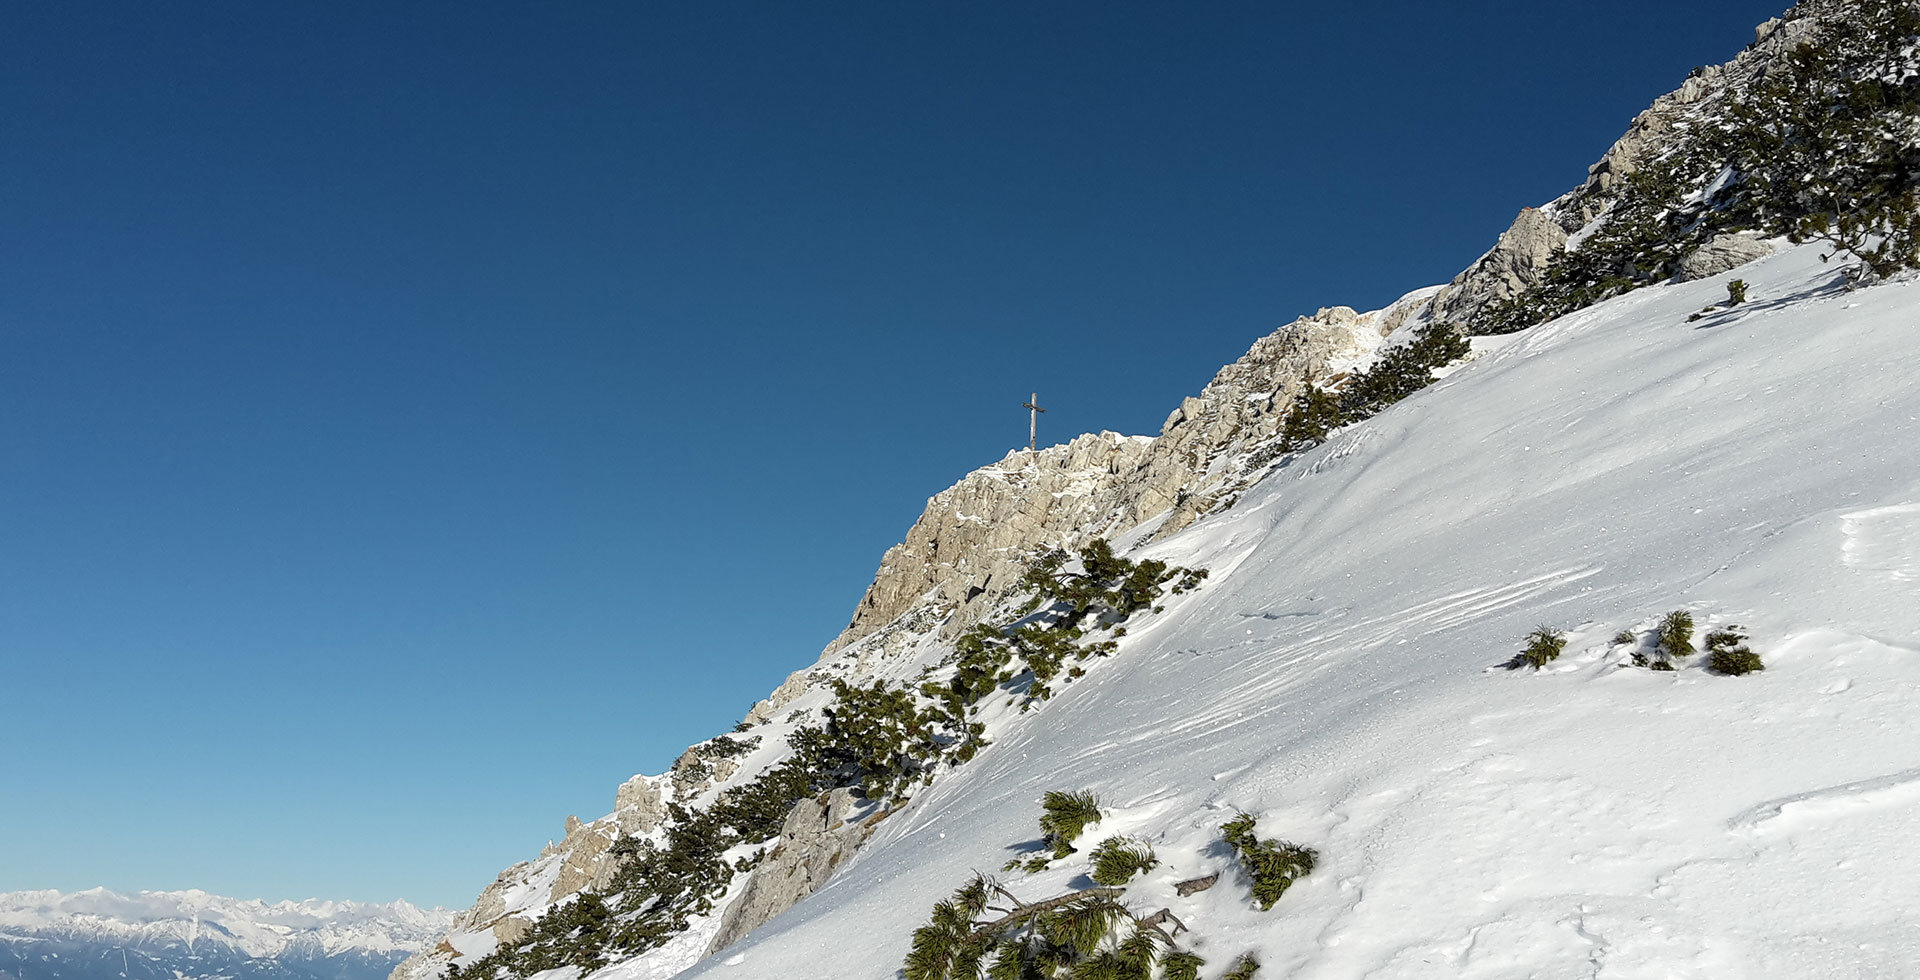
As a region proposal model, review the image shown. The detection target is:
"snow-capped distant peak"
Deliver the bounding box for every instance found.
[0,887,454,958]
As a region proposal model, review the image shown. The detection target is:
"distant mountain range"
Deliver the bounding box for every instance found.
[0,888,453,980]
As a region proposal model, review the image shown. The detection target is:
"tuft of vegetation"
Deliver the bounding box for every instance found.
[1041,791,1104,859]
[1726,278,1749,305]
[1088,836,1159,887]
[1277,325,1473,454]
[1219,813,1317,911]
[1221,953,1262,980]
[1160,951,1205,980]
[1658,610,1696,662]
[1512,626,1569,670]
[1612,628,1638,647]
[1706,625,1765,675]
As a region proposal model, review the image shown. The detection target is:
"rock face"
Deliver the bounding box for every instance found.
[1678,233,1777,281]
[1426,208,1570,326]
[704,789,878,955]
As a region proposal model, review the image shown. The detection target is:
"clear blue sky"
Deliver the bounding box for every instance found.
[2,1,1787,908]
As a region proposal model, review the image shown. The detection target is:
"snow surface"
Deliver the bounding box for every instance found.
[644,245,1918,979]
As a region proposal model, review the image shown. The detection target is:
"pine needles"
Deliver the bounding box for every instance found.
[1087,836,1158,886]
[1511,626,1568,670]
[1220,813,1317,911]
[1041,791,1103,858]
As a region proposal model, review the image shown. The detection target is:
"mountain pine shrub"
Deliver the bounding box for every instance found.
[1220,813,1317,911]
[1041,791,1103,858]
[1706,625,1765,675]
[902,876,1155,980]
[1088,836,1159,886]
[1658,610,1696,662]
[1513,626,1568,669]
[1279,325,1472,453]
[1726,278,1749,304]
[1160,951,1205,980]
[1222,953,1262,980]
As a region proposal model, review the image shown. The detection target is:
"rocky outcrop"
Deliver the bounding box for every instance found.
[704,789,879,955]
[1678,233,1777,281]
[1426,208,1570,327]
[827,300,1408,653]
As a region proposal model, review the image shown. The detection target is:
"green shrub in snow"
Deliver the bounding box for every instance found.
[1088,836,1159,886]
[1513,626,1568,670]
[1041,790,1103,858]
[1658,610,1696,662]
[1220,813,1317,911]
[1706,625,1765,675]
[1221,953,1262,980]
[1160,950,1206,980]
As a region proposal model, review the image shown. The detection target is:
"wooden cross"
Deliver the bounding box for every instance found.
[1021,393,1046,456]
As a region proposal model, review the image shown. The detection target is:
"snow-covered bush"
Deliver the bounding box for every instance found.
[1512,626,1568,670]
[1219,813,1317,911]
[1221,953,1262,980]
[1040,790,1103,859]
[1706,625,1765,675]
[1088,836,1159,886]
[1160,951,1205,980]
[1658,610,1696,663]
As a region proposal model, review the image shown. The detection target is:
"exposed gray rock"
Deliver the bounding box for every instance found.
[743,671,809,726]
[1678,233,1776,281]
[614,774,666,837]
[491,917,532,947]
[1426,209,1569,326]
[705,789,875,955]
[549,823,616,903]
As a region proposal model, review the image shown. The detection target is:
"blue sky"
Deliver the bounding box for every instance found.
[2,1,1788,908]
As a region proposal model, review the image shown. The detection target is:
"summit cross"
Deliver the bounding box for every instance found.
[1021,393,1046,457]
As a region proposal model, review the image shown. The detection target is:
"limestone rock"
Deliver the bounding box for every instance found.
[549,823,616,903]
[1678,233,1776,281]
[491,917,532,947]
[613,774,666,837]
[1426,208,1569,326]
[705,789,873,955]
[743,671,809,726]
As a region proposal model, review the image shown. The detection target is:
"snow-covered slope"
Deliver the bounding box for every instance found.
[0,888,452,980]
[664,246,1920,977]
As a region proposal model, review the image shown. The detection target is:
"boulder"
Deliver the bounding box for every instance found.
[1678,233,1776,281]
